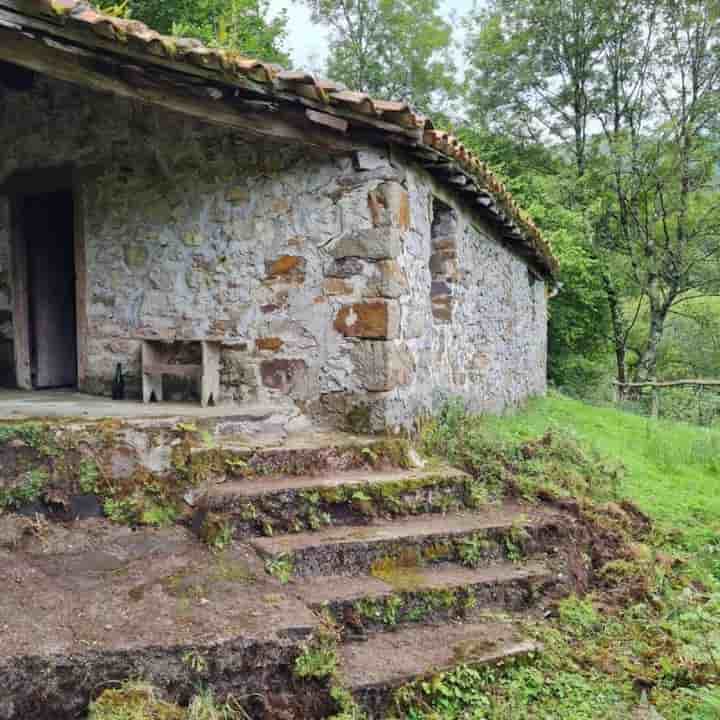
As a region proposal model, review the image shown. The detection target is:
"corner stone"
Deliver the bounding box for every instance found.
[330,227,401,260]
[351,341,414,391]
[334,300,400,339]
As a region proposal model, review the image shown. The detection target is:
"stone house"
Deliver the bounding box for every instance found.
[0,0,557,431]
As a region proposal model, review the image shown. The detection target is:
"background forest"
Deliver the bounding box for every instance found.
[103,0,720,424]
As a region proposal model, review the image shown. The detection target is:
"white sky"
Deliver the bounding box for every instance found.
[267,0,479,72]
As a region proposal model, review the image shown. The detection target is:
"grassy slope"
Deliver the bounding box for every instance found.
[484,392,720,550]
[401,392,720,720]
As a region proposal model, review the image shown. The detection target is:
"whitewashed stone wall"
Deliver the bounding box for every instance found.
[0,75,547,429]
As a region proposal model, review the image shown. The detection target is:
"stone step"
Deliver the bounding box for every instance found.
[184,435,416,484]
[204,466,476,537]
[251,505,569,577]
[297,560,561,633]
[0,520,321,720]
[341,620,541,718]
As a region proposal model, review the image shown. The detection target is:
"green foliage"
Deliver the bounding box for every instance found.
[293,633,338,680]
[186,688,246,719]
[354,594,403,626]
[0,468,48,510]
[79,459,100,494]
[306,0,456,114]
[0,422,55,451]
[422,397,623,505]
[457,533,492,568]
[103,486,179,527]
[200,513,234,552]
[402,393,720,719]
[463,0,720,390]
[121,0,289,64]
[265,554,293,584]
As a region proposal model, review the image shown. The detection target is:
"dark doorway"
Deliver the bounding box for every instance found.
[22,190,77,388]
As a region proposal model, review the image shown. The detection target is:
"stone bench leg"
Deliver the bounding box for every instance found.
[201,341,221,407]
[141,341,166,403]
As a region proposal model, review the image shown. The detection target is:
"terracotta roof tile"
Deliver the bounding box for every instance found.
[4,0,558,275]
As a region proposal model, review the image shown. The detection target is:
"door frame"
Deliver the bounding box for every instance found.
[1,166,88,390]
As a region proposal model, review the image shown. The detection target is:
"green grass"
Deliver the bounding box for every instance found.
[483,392,720,551]
[400,392,720,719]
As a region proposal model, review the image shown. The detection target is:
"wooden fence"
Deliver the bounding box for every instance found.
[614,379,720,419]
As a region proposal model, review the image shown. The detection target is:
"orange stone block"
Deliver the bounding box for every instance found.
[334,300,400,339]
[323,278,354,296]
[255,337,284,352]
[265,255,305,283]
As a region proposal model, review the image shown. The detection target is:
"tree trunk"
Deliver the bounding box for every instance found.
[634,297,669,383]
[602,272,627,399]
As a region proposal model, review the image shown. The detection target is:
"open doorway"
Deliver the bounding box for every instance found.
[20,190,78,388]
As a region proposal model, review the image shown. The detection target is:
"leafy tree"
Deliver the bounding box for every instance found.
[457,128,611,390]
[123,0,289,64]
[305,0,457,113]
[465,0,720,388]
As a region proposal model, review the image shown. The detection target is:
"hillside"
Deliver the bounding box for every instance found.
[400,393,720,719]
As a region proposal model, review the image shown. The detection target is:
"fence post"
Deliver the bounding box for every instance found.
[651,386,660,419]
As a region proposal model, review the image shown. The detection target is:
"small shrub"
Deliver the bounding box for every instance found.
[265,554,293,584]
[294,634,338,680]
[0,468,48,509]
[79,459,101,494]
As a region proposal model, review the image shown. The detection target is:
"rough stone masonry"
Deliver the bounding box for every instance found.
[0,76,547,431]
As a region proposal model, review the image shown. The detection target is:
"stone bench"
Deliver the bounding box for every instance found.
[140,338,221,407]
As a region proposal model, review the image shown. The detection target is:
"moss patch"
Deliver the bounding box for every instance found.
[88,682,184,720]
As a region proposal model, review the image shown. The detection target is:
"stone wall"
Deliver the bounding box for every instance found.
[388,169,548,426]
[0,74,547,429]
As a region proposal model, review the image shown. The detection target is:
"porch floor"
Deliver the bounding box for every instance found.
[0,388,290,421]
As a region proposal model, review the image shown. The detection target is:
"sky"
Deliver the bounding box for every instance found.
[267,0,479,72]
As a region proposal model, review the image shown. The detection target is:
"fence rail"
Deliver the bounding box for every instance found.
[613,379,720,419]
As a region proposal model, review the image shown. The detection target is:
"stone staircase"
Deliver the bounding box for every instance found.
[192,444,580,718]
[0,429,586,720]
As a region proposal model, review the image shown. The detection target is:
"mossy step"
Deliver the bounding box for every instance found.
[298,560,561,632]
[341,620,541,719]
[205,466,480,537]
[185,436,415,484]
[210,466,470,502]
[252,505,570,577]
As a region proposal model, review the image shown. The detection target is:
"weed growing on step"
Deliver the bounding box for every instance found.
[78,458,100,494]
[200,513,234,552]
[182,649,208,675]
[457,532,494,568]
[293,621,367,720]
[504,524,530,563]
[103,489,179,527]
[265,554,293,584]
[88,681,250,720]
[349,588,463,629]
[0,422,56,452]
[0,468,48,509]
[187,688,249,719]
[294,637,338,680]
[354,595,403,626]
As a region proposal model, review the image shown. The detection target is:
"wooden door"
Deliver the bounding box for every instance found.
[23,191,77,388]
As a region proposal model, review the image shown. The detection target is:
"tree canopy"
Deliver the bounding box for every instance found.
[304,0,457,113]
[119,0,290,64]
